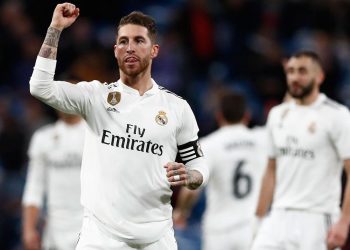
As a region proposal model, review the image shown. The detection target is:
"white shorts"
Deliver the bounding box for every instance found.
[251,209,339,250]
[76,214,177,250]
[203,221,253,250]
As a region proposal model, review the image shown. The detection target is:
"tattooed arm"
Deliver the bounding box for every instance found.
[39,3,79,59]
[165,162,204,190]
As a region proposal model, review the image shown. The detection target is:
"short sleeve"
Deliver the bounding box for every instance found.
[330,107,350,160]
[176,101,199,145]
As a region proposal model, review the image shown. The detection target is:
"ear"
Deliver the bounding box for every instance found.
[215,111,225,126]
[316,69,326,86]
[151,44,159,59]
[317,70,325,85]
[113,44,118,58]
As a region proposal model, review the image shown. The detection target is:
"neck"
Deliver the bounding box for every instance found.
[120,70,153,96]
[220,120,244,127]
[61,116,82,125]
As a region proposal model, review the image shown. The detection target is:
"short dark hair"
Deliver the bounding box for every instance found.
[117,11,157,43]
[219,92,246,123]
[290,50,323,69]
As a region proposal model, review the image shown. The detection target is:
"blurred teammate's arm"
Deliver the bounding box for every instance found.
[22,132,46,250]
[255,158,276,218]
[327,159,350,249]
[173,187,201,229]
[22,206,41,250]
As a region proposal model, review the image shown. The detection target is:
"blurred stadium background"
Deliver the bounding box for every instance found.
[1,0,350,249]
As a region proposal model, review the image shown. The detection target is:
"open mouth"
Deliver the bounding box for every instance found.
[125,56,138,63]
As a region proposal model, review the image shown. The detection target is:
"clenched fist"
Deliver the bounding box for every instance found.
[50,3,80,31]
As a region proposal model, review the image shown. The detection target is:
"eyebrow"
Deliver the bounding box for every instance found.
[117,35,146,40]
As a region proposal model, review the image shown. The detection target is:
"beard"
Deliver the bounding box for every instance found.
[118,55,151,77]
[287,79,315,99]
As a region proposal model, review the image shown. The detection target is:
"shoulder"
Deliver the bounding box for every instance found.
[32,123,56,137]
[321,97,349,112]
[200,127,228,148]
[158,85,184,102]
[29,122,58,146]
[318,97,350,122]
[316,98,350,135]
[267,102,290,120]
[76,80,108,91]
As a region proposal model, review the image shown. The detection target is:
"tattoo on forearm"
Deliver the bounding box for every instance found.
[186,170,203,190]
[43,27,61,47]
[40,47,57,58]
[38,27,61,59]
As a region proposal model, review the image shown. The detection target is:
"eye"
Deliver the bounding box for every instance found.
[136,38,144,44]
[118,39,127,45]
[286,68,294,74]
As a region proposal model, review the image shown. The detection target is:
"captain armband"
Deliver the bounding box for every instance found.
[177,139,204,164]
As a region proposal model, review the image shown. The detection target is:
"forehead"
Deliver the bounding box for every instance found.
[117,24,149,39]
[286,56,314,69]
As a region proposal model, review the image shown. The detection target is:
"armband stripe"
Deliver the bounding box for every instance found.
[177,139,204,164]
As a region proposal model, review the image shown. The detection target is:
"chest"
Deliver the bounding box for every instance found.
[97,94,179,143]
[271,108,331,149]
[43,130,84,168]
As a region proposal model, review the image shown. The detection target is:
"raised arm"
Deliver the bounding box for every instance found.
[39,3,79,59]
[29,3,92,115]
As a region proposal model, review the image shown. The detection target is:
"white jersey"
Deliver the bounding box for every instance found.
[29,57,208,244]
[22,119,85,248]
[200,124,267,232]
[267,93,350,214]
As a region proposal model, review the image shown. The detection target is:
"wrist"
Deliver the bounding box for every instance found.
[49,23,64,32]
[186,170,203,190]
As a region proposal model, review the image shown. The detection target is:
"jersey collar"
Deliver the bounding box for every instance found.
[290,93,326,109]
[117,79,160,96]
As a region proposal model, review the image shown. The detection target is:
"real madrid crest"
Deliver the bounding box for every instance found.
[107,91,121,106]
[155,111,168,126]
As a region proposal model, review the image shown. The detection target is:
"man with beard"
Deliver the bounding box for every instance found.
[251,51,350,250]
[29,3,208,250]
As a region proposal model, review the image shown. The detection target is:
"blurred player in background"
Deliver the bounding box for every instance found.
[174,91,267,250]
[252,51,350,250]
[22,109,85,250]
[29,3,208,249]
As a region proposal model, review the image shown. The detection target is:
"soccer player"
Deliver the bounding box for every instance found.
[22,111,85,250]
[173,92,267,250]
[252,51,350,250]
[29,3,208,249]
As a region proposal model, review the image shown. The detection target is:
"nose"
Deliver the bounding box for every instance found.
[127,42,135,53]
[287,71,298,82]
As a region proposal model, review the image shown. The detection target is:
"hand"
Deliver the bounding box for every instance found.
[23,229,41,250]
[50,3,80,31]
[164,162,203,189]
[327,219,349,250]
